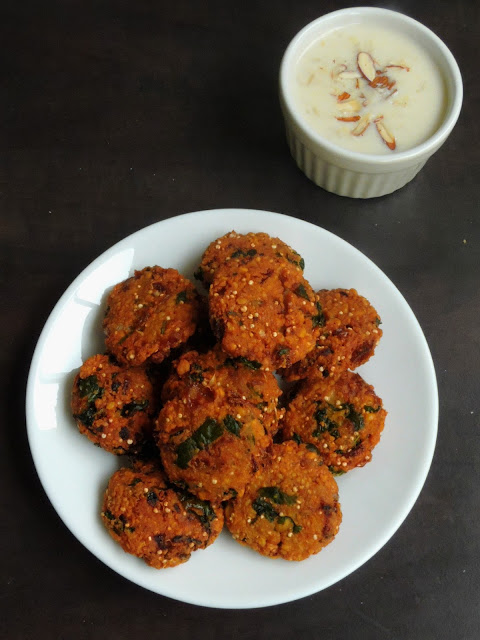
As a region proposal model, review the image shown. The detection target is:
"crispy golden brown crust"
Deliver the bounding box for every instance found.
[196,231,304,287]
[74,234,388,568]
[103,266,200,367]
[71,354,155,455]
[161,347,283,435]
[224,441,342,561]
[208,256,320,370]
[101,462,224,568]
[281,370,387,473]
[155,347,283,502]
[281,288,382,381]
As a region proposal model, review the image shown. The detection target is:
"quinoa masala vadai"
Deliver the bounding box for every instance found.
[282,288,382,381]
[103,266,200,367]
[155,347,283,502]
[71,354,156,455]
[101,461,224,569]
[195,231,305,287]
[209,255,322,370]
[281,370,387,473]
[225,441,342,561]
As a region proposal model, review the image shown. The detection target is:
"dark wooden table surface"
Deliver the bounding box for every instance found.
[1,1,478,638]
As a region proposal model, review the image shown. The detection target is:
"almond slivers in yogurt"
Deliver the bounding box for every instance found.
[293,25,446,154]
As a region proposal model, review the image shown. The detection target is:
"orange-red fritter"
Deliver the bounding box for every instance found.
[103,266,200,367]
[281,288,382,381]
[71,354,155,455]
[73,231,390,569]
[101,461,224,568]
[209,255,321,370]
[155,347,283,502]
[196,231,305,287]
[225,441,342,561]
[281,370,387,473]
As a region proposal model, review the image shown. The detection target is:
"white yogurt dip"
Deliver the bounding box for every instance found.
[292,24,447,154]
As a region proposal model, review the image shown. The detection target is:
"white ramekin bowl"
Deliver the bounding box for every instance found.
[279,7,463,198]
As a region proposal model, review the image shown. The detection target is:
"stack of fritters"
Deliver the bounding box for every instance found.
[71,231,386,567]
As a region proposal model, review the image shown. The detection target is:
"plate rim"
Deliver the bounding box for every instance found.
[25,208,439,608]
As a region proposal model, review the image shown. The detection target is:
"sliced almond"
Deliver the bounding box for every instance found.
[357,52,376,82]
[385,88,398,100]
[335,99,361,112]
[352,114,371,136]
[370,75,395,90]
[338,70,362,79]
[336,116,361,122]
[376,121,396,150]
[337,91,351,102]
[385,64,410,72]
[331,63,347,79]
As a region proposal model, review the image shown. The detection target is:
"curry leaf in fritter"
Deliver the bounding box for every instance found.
[230,248,257,259]
[277,515,302,534]
[74,405,97,428]
[175,290,188,304]
[252,492,302,534]
[120,399,149,418]
[312,301,326,328]
[224,356,262,370]
[174,487,217,532]
[188,363,204,384]
[223,414,241,437]
[78,375,103,403]
[175,417,224,469]
[364,405,381,413]
[312,406,340,439]
[328,466,346,476]
[344,403,365,431]
[251,497,279,523]
[295,283,310,300]
[258,486,297,506]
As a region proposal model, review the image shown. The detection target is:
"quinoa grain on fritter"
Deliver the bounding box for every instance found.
[196,231,305,287]
[225,441,342,561]
[281,288,382,381]
[281,370,387,473]
[103,266,200,367]
[155,347,283,502]
[71,354,155,455]
[101,461,223,569]
[209,255,321,370]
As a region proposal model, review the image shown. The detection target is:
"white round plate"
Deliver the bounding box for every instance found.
[26,209,438,609]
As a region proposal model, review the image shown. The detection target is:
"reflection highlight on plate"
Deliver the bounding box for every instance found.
[76,248,134,305]
[34,248,135,431]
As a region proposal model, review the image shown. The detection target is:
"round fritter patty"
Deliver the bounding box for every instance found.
[224,441,342,561]
[161,347,283,435]
[281,288,382,381]
[195,231,305,287]
[71,354,155,455]
[155,347,283,502]
[281,370,387,473]
[101,461,224,569]
[208,255,321,370]
[103,266,200,367]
